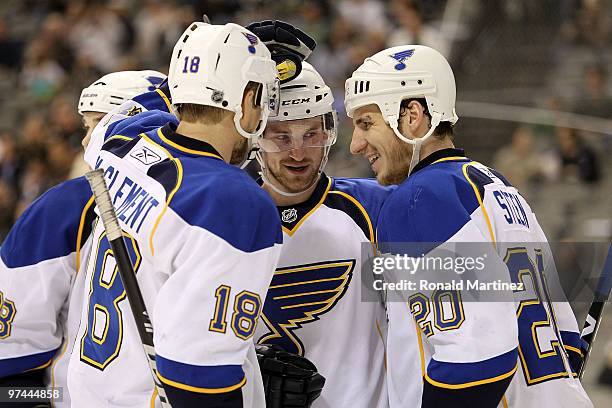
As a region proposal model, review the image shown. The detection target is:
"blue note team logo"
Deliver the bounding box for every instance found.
[258,259,355,355]
[243,32,259,54]
[145,75,165,91]
[390,48,415,70]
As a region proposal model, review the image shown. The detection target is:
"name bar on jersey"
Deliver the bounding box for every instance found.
[95,157,160,233]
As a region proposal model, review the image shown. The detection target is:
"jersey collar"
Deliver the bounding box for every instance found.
[411,148,467,175]
[275,174,332,235]
[157,123,224,160]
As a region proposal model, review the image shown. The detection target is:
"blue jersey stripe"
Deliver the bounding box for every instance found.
[0,349,58,377]
[156,355,245,391]
[427,347,518,387]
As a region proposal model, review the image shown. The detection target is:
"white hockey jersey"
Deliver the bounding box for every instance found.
[254,175,392,408]
[377,148,592,408]
[68,122,282,407]
[0,177,96,408]
[0,85,173,407]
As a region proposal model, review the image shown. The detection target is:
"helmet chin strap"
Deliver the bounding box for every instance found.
[388,112,441,177]
[255,147,330,197]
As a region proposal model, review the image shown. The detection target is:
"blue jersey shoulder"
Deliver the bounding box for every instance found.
[170,158,282,253]
[377,161,480,247]
[331,177,395,227]
[105,110,178,141]
[1,177,93,268]
[132,85,172,113]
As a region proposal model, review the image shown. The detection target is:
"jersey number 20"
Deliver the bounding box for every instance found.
[80,231,141,370]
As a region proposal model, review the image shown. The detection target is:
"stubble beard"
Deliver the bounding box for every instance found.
[229,137,249,165]
[267,160,320,193]
[378,137,413,186]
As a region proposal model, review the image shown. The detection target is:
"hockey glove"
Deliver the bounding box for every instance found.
[256,344,325,408]
[246,20,316,83]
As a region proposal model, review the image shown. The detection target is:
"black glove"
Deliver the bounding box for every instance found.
[246,20,316,83]
[256,344,325,408]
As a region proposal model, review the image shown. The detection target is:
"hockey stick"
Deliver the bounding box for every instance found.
[578,243,612,379]
[85,169,172,407]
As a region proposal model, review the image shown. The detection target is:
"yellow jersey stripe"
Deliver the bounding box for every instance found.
[157,372,246,394]
[156,88,172,111]
[75,195,95,272]
[462,162,497,246]
[149,158,183,256]
[424,362,518,389]
[564,345,583,356]
[106,134,134,143]
[327,190,375,243]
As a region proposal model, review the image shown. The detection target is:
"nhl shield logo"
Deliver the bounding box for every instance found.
[281,208,298,223]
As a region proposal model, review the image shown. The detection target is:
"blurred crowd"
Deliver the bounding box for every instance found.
[0,0,610,241]
[0,0,453,239]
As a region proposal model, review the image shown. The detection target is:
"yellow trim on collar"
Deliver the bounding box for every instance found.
[157,128,223,159]
[432,156,468,164]
[282,177,332,236]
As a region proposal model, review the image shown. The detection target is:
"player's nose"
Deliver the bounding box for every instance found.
[350,129,367,155]
[289,147,305,161]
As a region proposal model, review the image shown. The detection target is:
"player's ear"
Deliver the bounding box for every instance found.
[240,83,263,133]
[406,100,423,125]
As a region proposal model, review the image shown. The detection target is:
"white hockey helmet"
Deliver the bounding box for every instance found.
[78,70,166,114]
[345,45,458,173]
[168,22,280,139]
[256,62,337,196]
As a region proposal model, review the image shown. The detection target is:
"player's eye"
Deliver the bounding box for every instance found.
[275,134,290,142]
[361,121,372,130]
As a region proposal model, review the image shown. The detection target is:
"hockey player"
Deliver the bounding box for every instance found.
[66,22,283,407]
[252,59,390,407]
[0,70,168,407]
[345,45,593,407]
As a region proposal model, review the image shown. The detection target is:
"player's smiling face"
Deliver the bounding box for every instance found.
[350,104,411,185]
[81,111,106,149]
[262,118,325,193]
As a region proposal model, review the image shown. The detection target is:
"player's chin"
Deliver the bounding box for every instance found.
[280,171,318,192]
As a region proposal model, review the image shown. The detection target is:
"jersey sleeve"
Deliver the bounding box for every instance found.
[84,84,175,169]
[533,223,584,374]
[0,177,95,378]
[153,179,282,407]
[378,175,518,406]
